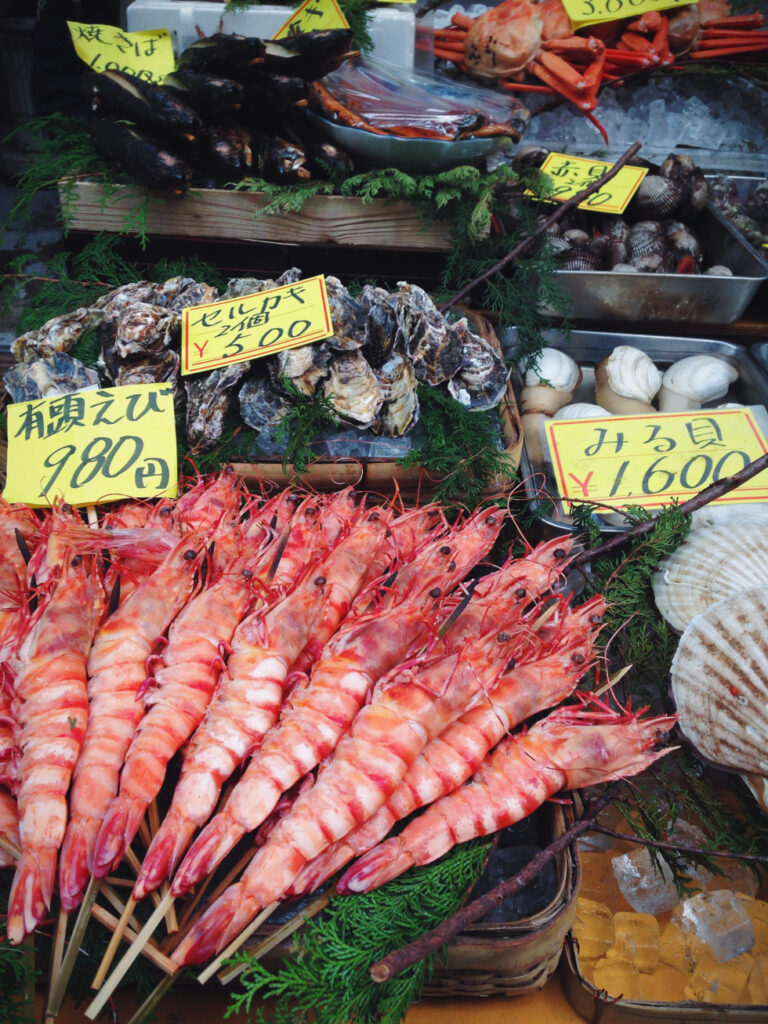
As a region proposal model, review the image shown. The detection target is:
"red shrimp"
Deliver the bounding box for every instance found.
[0,499,39,657]
[0,678,20,796]
[57,528,209,912]
[0,787,19,869]
[133,500,384,901]
[168,506,503,900]
[291,596,604,895]
[6,544,104,943]
[174,467,246,535]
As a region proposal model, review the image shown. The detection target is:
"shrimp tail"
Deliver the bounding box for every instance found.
[133,815,196,901]
[171,882,258,966]
[58,821,92,912]
[337,836,412,895]
[171,815,241,898]
[92,794,147,878]
[7,847,57,943]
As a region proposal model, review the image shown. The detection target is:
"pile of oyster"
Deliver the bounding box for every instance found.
[5,272,509,454]
[708,175,768,249]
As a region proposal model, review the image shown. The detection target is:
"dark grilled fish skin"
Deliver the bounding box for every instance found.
[89,115,193,195]
[88,70,202,140]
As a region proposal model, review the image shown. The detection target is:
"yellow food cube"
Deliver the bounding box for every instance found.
[574,898,614,961]
[684,950,754,1004]
[748,955,768,1004]
[639,964,689,1002]
[737,895,768,955]
[579,851,630,912]
[592,956,641,1000]
[606,912,660,973]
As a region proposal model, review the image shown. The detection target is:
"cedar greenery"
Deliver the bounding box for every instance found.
[225,839,490,1024]
[274,381,340,476]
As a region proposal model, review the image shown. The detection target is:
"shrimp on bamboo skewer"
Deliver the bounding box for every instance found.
[0,787,19,867]
[0,498,40,658]
[133,502,389,901]
[6,514,104,942]
[57,527,211,913]
[0,677,20,797]
[335,702,676,896]
[290,595,605,895]
[169,507,504,900]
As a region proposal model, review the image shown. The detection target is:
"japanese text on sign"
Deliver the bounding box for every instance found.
[182,275,333,375]
[3,383,178,508]
[67,22,175,83]
[563,0,694,30]
[536,152,648,215]
[273,0,350,39]
[544,408,768,513]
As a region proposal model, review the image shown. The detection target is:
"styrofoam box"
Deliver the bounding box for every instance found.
[126,0,416,69]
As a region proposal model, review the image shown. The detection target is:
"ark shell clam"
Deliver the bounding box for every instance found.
[670,585,768,783]
[629,175,686,219]
[653,524,768,633]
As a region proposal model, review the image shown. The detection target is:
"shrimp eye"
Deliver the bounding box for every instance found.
[242,568,253,579]
[370,512,380,522]
[315,576,326,586]
[429,587,441,598]
[571,653,585,665]
[71,554,83,567]
[487,515,497,525]
[160,505,172,517]
[440,546,451,555]
[497,632,510,643]
[385,529,392,538]
[506,656,516,671]
[515,587,526,598]
[448,561,456,571]
[590,614,603,624]
[184,549,197,560]
[62,503,72,513]
[554,548,567,558]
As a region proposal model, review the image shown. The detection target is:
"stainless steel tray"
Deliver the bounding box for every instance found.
[707,173,768,251]
[547,203,768,324]
[502,328,768,536]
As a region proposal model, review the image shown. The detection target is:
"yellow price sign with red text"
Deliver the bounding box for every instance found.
[544,408,768,513]
[3,383,178,508]
[563,0,696,30]
[537,152,648,215]
[273,0,350,39]
[182,275,333,375]
[67,22,175,83]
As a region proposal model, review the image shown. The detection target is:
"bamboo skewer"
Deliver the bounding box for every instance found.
[0,834,20,860]
[217,891,332,985]
[89,904,176,975]
[99,884,142,932]
[196,902,280,985]
[44,909,69,1024]
[45,874,99,1020]
[85,890,175,1020]
[91,896,138,989]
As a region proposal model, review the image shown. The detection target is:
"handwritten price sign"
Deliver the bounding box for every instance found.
[182,275,333,375]
[273,0,349,39]
[3,383,178,508]
[537,152,648,215]
[563,0,694,30]
[545,408,768,513]
[67,22,175,83]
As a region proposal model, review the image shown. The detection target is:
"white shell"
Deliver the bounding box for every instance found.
[523,347,581,391]
[653,523,768,632]
[659,356,738,409]
[690,505,768,531]
[670,586,768,779]
[598,346,663,403]
[553,402,611,420]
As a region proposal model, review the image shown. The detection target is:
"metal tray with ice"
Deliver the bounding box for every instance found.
[501,328,768,536]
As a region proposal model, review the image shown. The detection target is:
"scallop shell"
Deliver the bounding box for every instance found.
[670,585,768,779]
[524,347,580,391]
[653,524,768,632]
[553,402,611,419]
[705,265,733,277]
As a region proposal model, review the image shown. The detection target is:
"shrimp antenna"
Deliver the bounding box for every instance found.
[437,578,478,639]
[14,527,32,564]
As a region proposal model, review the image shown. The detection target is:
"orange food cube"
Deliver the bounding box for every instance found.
[592,956,641,1000]
[684,950,753,1004]
[606,912,659,972]
[639,963,689,1002]
[574,898,614,961]
[748,954,768,1004]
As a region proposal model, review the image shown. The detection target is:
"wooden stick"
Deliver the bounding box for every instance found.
[89,904,177,975]
[124,846,164,910]
[99,883,143,933]
[44,909,69,1022]
[45,874,99,1019]
[85,891,175,1020]
[440,141,643,312]
[593,663,632,699]
[167,844,256,951]
[0,834,20,859]
[91,896,138,990]
[217,891,331,985]
[196,902,280,986]
[125,972,178,1024]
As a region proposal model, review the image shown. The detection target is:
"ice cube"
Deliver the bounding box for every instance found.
[611,847,679,914]
[606,912,660,973]
[682,890,755,963]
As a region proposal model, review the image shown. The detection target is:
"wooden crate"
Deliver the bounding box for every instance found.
[58,179,452,251]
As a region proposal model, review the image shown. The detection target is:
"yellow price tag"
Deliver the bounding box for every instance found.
[536,152,648,215]
[544,408,768,514]
[182,275,333,376]
[4,383,178,508]
[273,0,350,39]
[67,21,175,84]
[563,0,696,30]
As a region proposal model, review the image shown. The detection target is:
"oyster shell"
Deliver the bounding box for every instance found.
[93,281,161,317]
[221,268,303,300]
[322,351,383,428]
[595,346,662,414]
[4,353,100,402]
[373,353,419,437]
[658,355,738,412]
[239,375,291,431]
[114,349,181,395]
[274,342,331,396]
[166,281,220,312]
[653,524,768,633]
[185,362,248,450]
[12,307,103,363]
[358,285,399,368]
[100,302,178,380]
[395,283,463,386]
[325,276,367,352]
[447,321,509,411]
[670,585,768,781]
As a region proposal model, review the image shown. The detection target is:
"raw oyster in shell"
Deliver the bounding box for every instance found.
[670,586,768,785]
[447,321,508,411]
[93,281,161,315]
[325,276,367,352]
[322,350,383,428]
[239,374,291,431]
[653,524,768,633]
[185,362,248,450]
[12,307,103,363]
[4,353,100,402]
[373,353,419,437]
[395,283,463,386]
[274,342,331,396]
[99,302,178,380]
[166,281,220,312]
[358,284,399,368]
[221,268,302,300]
